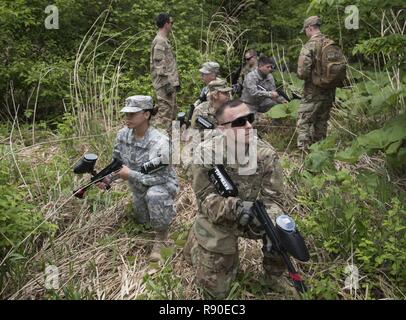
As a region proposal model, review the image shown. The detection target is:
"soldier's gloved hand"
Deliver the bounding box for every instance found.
[236,201,258,227]
[237,201,263,228]
[164,83,175,95]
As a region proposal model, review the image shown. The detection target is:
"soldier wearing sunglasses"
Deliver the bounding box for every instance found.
[184,99,293,299]
[233,49,258,96]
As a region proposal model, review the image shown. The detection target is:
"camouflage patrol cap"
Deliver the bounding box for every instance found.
[302,16,321,32]
[120,95,154,113]
[207,78,232,93]
[199,61,220,75]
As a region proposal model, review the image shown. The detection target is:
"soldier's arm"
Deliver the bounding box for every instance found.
[152,43,170,83]
[128,135,171,186]
[112,132,123,162]
[190,104,204,129]
[109,131,125,183]
[258,152,285,216]
[192,164,240,224]
[128,170,168,186]
[245,73,274,99]
[297,43,313,80]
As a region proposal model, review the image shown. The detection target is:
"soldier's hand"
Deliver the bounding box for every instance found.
[270,91,279,98]
[237,201,256,226]
[164,83,175,95]
[96,176,110,191]
[237,201,263,229]
[117,165,131,180]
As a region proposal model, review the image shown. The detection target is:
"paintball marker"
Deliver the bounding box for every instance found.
[195,115,214,130]
[177,104,195,129]
[73,154,168,198]
[208,164,310,293]
[73,154,122,199]
[257,84,302,102]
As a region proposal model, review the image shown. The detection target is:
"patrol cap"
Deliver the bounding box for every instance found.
[302,16,321,32]
[207,78,232,93]
[120,95,154,113]
[199,61,220,75]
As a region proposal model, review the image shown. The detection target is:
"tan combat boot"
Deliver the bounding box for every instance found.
[149,230,169,262]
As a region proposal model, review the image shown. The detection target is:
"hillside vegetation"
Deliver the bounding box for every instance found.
[0,0,405,299]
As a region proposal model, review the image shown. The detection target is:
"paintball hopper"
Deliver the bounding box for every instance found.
[275,215,310,262]
[177,111,186,127]
[140,157,168,174]
[73,153,98,175]
[208,165,238,198]
[196,116,214,130]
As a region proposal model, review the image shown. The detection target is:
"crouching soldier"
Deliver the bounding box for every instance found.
[183,99,293,299]
[99,95,179,262]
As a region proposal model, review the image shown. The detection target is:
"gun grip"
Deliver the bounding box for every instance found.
[73,188,86,199]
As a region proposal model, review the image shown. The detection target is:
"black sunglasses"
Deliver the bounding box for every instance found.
[245,56,255,61]
[221,113,255,127]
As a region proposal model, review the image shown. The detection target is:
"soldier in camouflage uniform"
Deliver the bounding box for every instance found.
[150,13,180,131]
[100,95,179,262]
[296,16,336,151]
[241,55,287,113]
[191,78,232,130]
[183,99,291,299]
[181,79,232,178]
[234,48,258,96]
[193,62,221,108]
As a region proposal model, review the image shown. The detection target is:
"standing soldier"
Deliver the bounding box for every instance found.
[150,13,180,131]
[296,16,345,151]
[183,99,293,299]
[99,95,179,262]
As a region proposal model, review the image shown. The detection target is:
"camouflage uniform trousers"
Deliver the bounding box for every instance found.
[154,87,177,131]
[183,222,286,299]
[296,91,335,150]
[257,97,278,113]
[131,182,178,232]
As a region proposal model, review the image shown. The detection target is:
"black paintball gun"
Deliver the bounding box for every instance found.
[73,154,168,199]
[257,84,301,102]
[73,154,122,199]
[177,104,195,129]
[208,164,310,293]
[195,115,214,130]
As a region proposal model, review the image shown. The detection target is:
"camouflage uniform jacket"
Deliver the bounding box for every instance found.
[112,126,178,191]
[150,33,180,90]
[191,134,284,254]
[190,101,218,130]
[237,64,256,92]
[241,69,285,106]
[297,33,335,99]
